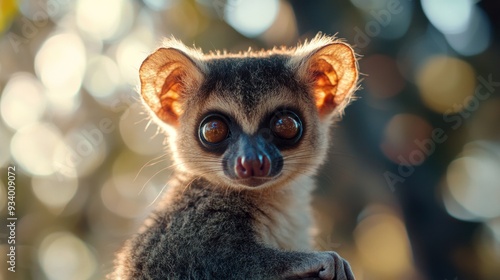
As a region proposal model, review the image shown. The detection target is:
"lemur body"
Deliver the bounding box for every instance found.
[111,34,359,280]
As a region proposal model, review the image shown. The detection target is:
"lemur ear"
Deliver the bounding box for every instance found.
[296,43,358,117]
[139,48,204,126]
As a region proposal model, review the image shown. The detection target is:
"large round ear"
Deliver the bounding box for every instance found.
[139,48,204,126]
[295,42,358,118]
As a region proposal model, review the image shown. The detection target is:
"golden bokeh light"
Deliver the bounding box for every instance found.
[52,123,110,178]
[76,0,133,41]
[100,176,154,219]
[10,122,63,176]
[445,141,500,220]
[224,0,279,38]
[31,174,78,213]
[416,55,476,114]
[0,72,46,130]
[35,33,86,101]
[116,33,154,86]
[355,205,415,279]
[0,0,17,33]
[38,232,97,280]
[119,104,165,155]
[84,55,121,99]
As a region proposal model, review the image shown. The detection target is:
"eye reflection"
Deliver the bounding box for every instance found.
[200,117,229,144]
[271,113,301,140]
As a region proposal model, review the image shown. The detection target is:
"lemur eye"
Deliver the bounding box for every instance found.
[271,111,302,140]
[200,115,229,144]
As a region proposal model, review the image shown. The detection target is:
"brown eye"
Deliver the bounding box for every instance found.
[200,116,229,144]
[271,112,302,140]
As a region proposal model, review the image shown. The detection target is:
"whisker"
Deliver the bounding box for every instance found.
[148,182,169,207]
[138,166,172,196]
[134,154,169,182]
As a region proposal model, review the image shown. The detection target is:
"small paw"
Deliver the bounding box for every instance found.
[318,252,354,280]
[283,251,355,280]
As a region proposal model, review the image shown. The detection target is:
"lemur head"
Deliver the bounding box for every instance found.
[140,34,358,190]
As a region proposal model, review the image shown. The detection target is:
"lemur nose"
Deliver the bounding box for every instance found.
[235,154,271,178]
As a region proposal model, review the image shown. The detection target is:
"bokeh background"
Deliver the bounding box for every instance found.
[0,0,499,279]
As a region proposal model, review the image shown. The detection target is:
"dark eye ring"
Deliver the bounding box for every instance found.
[270,111,303,141]
[199,114,230,145]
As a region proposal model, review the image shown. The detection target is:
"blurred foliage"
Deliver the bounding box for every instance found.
[0,0,499,279]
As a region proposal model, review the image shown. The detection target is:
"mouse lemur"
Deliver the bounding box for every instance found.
[111,33,359,280]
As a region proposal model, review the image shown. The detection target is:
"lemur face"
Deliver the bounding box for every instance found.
[176,55,327,189]
[139,36,358,189]
[179,56,321,188]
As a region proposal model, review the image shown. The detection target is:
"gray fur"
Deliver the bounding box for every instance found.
[111,177,354,280]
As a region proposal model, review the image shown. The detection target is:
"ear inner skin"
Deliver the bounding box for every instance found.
[311,58,338,115]
[158,66,184,123]
[300,43,358,117]
[139,48,204,126]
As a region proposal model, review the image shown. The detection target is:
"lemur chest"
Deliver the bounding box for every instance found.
[251,177,314,251]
